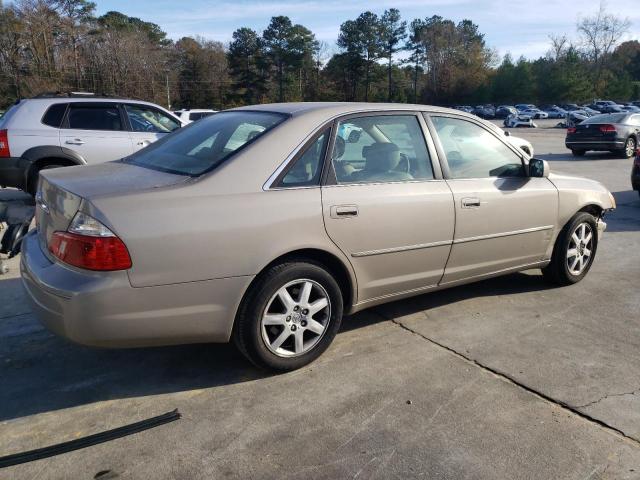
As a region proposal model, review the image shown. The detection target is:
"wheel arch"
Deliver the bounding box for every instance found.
[22,146,85,194]
[236,248,356,324]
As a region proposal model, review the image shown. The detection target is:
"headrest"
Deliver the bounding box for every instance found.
[363,143,400,172]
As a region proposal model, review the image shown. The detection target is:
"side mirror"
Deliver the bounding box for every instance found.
[529,158,549,178]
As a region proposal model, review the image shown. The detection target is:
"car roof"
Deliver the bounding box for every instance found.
[230,102,465,118]
[21,97,169,109]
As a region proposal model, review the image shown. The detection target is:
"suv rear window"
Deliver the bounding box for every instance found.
[41,103,68,128]
[124,111,287,176]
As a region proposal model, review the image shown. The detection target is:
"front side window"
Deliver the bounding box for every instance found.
[125,111,286,176]
[431,116,524,179]
[67,104,123,131]
[125,105,180,133]
[331,115,434,184]
[277,130,329,187]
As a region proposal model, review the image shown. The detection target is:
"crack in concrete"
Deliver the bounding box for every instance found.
[576,389,640,410]
[373,310,640,449]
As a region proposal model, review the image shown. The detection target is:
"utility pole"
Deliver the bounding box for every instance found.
[165,73,171,110]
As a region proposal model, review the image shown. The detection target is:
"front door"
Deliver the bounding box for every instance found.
[123,104,181,152]
[321,113,455,303]
[60,102,133,164]
[427,114,558,284]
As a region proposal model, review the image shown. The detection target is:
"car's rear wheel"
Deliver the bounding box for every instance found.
[542,212,598,285]
[234,260,343,371]
[620,137,636,159]
[571,149,586,157]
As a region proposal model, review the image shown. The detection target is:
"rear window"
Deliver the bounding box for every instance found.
[124,111,287,176]
[67,104,123,131]
[583,113,628,124]
[41,103,68,127]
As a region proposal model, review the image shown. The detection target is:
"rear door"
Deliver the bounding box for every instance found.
[321,112,454,303]
[124,104,181,152]
[426,114,558,284]
[60,102,133,163]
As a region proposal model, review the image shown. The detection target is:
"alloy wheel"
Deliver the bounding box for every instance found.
[261,279,331,357]
[566,222,594,276]
[625,138,636,158]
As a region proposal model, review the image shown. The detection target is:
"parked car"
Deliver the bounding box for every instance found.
[473,105,495,119]
[0,93,184,195]
[579,106,601,117]
[588,102,624,114]
[21,103,615,371]
[495,106,517,119]
[632,148,640,198]
[565,113,640,157]
[520,108,548,119]
[621,105,640,113]
[544,106,567,119]
[632,101,640,107]
[515,104,536,112]
[559,104,581,112]
[504,113,536,128]
[173,109,217,124]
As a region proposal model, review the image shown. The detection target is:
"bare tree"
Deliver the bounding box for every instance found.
[577,1,630,93]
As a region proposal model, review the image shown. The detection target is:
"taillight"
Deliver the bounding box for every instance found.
[598,124,616,133]
[48,212,131,271]
[0,129,10,158]
[567,127,576,134]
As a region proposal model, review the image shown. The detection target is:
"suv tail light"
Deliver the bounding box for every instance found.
[598,124,616,133]
[0,130,10,157]
[567,127,576,134]
[49,212,131,271]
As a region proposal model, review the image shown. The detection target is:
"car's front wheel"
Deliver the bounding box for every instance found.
[542,212,598,285]
[234,260,343,371]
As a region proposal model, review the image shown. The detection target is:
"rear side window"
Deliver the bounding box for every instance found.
[125,111,287,176]
[276,129,329,187]
[67,104,123,131]
[41,103,68,128]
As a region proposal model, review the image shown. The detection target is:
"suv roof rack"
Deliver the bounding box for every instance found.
[32,92,121,99]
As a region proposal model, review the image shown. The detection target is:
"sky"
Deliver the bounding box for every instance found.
[94,0,640,60]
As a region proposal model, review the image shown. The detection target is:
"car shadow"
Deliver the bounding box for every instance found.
[1,270,555,422]
[341,271,553,333]
[605,191,640,232]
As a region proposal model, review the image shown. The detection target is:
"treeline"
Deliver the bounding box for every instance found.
[0,0,638,110]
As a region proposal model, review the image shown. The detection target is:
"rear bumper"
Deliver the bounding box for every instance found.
[0,157,28,190]
[20,231,253,348]
[565,140,624,151]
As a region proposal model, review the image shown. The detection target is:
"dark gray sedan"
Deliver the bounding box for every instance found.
[566,113,640,158]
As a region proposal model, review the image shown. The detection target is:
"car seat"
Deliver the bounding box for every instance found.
[350,143,413,182]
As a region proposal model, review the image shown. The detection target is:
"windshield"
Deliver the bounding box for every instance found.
[583,113,627,124]
[124,111,287,176]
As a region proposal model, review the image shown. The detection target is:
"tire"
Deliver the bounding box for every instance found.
[619,137,636,159]
[542,212,598,286]
[233,260,344,371]
[26,163,65,196]
[571,149,586,157]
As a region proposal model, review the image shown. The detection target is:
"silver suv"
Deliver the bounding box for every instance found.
[0,94,183,194]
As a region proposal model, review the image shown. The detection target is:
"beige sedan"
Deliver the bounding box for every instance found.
[21,103,615,370]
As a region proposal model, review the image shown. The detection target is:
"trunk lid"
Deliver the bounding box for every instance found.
[36,161,189,250]
[572,123,616,141]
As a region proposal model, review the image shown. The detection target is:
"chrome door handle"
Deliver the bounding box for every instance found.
[331,205,359,218]
[461,197,481,208]
[65,139,84,145]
